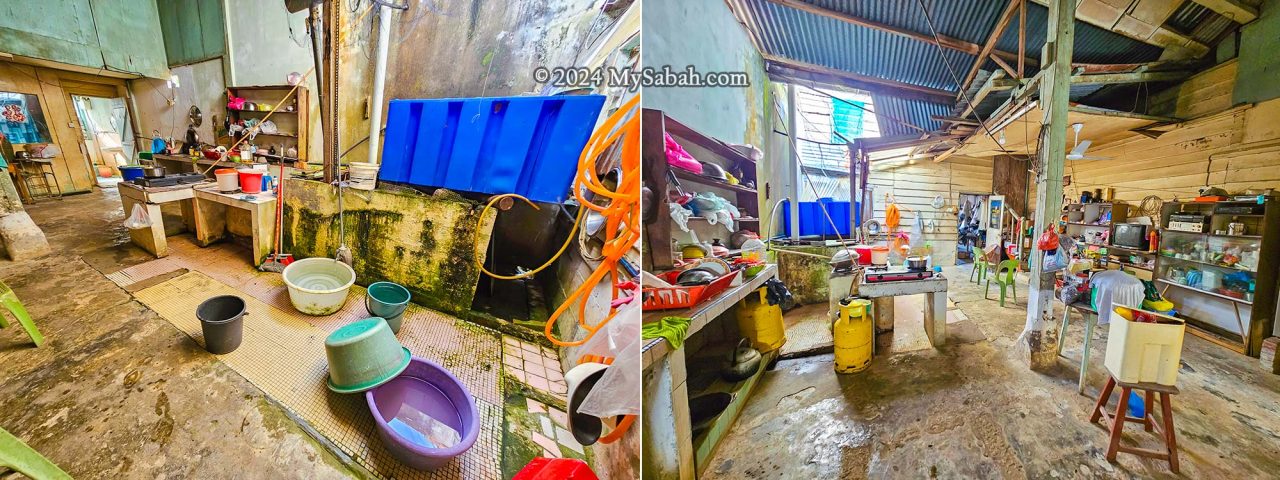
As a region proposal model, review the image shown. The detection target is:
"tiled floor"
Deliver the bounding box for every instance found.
[503,336,568,398]
[524,398,586,458]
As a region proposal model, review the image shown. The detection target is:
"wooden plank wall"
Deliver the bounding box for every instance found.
[869,156,994,265]
[1069,59,1280,207]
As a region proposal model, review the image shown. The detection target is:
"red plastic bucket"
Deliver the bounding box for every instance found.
[238,170,264,194]
[853,245,872,265]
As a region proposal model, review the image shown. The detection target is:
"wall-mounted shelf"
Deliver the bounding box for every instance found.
[227,85,308,168]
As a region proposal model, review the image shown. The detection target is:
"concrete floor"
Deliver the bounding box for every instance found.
[0,187,358,478]
[703,268,1280,479]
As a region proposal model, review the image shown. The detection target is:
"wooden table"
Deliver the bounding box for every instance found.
[854,276,949,348]
[118,182,198,258]
[191,185,276,266]
[1056,300,1098,394]
[642,265,778,369]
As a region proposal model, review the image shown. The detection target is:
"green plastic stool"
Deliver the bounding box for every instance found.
[985,260,1020,307]
[0,427,72,479]
[0,280,44,347]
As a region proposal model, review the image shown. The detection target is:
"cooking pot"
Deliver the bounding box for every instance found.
[689,393,734,433]
[723,338,762,382]
[676,268,718,286]
[142,166,166,178]
[906,256,928,271]
[829,249,856,270]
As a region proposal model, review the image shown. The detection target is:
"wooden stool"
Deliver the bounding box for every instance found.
[1089,371,1179,473]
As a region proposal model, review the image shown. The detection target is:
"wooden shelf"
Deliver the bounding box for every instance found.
[1156,279,1253,305]
[662,116,755,165]
[246,132,298,138]
[671,168,757,194]
[1066,222,1111,227]
[231,109,297,115]
[1105,244,1156,254]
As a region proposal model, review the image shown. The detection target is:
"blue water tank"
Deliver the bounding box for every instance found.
[380,95,606,204]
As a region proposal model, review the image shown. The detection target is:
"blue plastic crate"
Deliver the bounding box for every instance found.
[380,95,606,203]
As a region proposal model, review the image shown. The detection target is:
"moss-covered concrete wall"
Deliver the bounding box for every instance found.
[281,179,496,316]
[777,245,841,306]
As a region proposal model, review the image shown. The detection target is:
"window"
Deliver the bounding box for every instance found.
[0,92,52,144]
[793,85,879,201]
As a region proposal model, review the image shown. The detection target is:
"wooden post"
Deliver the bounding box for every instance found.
[1022,0,1074,371]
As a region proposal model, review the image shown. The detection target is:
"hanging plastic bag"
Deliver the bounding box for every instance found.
[124,204,152,229]
[1043,247,1070,272]
[669,203,693,232]
[577,299,641,417]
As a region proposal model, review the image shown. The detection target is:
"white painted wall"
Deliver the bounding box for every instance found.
[130,58,226,149]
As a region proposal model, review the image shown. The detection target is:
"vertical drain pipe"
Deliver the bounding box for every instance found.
[366,2,393,165]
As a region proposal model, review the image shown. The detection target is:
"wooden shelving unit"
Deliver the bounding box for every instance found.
[642,108,760,270]
[1153,198,1279,358]
[227,85,309,168]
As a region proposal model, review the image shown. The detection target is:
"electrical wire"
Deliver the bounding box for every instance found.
[914,0,1016,158]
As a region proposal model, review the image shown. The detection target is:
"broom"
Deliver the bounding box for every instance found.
[259,160,293,272]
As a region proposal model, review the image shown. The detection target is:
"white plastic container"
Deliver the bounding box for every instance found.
[282,257,356,315]
[215,170,240,192]
[1103,308,1186,386]
[870,246,889,265]
[349,161,380,191]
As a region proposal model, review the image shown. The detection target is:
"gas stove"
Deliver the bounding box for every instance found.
[863,265,934,283]
[133,173,208,188]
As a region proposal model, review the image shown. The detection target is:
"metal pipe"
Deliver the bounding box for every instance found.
[366,3,392,165]
[765,196,790,249]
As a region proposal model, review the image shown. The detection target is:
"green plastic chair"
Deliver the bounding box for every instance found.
[968,245,989,283]
[985,260,1020,307]
[0,280,43,347]
[0,427,72,479]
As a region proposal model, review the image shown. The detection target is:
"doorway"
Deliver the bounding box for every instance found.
[956,193,988,264]
[70,95,134,188]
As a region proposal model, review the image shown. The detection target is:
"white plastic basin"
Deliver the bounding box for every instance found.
[282,257,356,315]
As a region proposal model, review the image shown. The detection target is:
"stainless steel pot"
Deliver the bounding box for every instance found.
[906,256,928,271]
[142,166,166,178]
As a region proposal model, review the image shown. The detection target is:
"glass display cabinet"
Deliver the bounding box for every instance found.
[1156,199,1278,357]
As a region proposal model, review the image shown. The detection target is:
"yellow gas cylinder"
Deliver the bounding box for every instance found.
[736,287,785,353]
[834,298,874,374]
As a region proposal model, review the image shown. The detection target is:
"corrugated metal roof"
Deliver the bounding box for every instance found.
[871,93,950,137]
[734,0,1165,95]
[1168,2,1235,45]
[736,0,977,91]
[992,2,1163,67]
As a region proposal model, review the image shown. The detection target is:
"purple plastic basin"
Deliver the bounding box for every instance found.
[365,356,479,470]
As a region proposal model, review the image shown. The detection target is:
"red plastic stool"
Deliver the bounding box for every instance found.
[513,458,599,480]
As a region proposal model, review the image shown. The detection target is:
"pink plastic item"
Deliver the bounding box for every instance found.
[664,133,702,174]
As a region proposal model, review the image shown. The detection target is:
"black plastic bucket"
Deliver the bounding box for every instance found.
[196,295,246,354]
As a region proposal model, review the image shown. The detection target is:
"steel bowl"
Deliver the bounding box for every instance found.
[906,256,928,271]
[142,166,166,178]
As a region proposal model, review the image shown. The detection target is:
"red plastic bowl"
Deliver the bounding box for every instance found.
[365,356,479,470]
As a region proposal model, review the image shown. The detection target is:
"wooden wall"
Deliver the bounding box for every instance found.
[0,61,128,194]
[869,156,994,265]
[1069,59,1280,206]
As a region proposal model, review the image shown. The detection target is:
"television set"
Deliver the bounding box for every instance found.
[1112,223,1149,250]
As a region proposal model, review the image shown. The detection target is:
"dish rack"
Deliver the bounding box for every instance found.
[642,270,738,311]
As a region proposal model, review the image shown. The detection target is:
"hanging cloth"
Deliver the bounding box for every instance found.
[1090,270,1144,325]
[885,203,901,231]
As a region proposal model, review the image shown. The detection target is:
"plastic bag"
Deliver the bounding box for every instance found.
[387,402,462,449]
[664,133,702,174]
[669,202,692,232]
[124,204,152,229]
[1043,247,1070,272]
[578,299,641,417]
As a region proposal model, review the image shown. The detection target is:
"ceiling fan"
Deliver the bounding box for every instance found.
[1066,123,1114,161]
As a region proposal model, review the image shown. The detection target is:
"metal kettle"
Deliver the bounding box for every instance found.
[723,338,762,382]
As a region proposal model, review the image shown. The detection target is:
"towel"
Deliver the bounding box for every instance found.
[1090,270,1144,325]
[642,316,691,350]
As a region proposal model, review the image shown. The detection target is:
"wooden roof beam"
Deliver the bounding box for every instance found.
[1070,70,1189,85]
[959,0,1024,97]
[765,0,1037,68]
[763,55,956,103]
